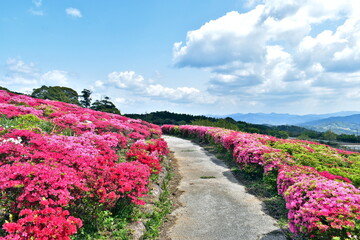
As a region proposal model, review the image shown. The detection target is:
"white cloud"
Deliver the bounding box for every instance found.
[1,76,38,85]
[29,9,44,16]
[41,70,69,85]
[146,84,216,104]
[32,0,42,7]
[2,58,39,90]
[29,0,44,16]
[172,0,360,113]
[114,97,126,104]
[94,80,105,89]
[173,7,267,68]
[146,84,198,99]
[6,58,38,75]
[66,8,82,18]
[107,71,145,90]
[3,58,73,87]
[97,70,216,104]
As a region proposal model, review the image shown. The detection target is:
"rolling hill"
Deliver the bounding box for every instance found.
[210,111,360,126]
[300,114,360,135]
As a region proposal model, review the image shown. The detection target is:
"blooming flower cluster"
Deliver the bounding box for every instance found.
[278,165,360,238]
[2,208,83,240]
[162,125,360,238]
[0,90,169,239]
[126,139,169,174]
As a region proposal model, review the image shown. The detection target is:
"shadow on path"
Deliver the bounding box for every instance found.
[163,135,287,240]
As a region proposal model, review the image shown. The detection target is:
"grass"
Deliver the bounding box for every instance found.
[180,149,195,152]
[200,176,216,179]
[142,172,173,239]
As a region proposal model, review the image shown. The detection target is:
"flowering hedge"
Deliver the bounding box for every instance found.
[0,90,169,239]
[162,125,360,239]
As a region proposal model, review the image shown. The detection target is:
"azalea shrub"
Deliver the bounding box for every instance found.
[1,208,83,240]
[162,124,360,239]
[0,90,169,239]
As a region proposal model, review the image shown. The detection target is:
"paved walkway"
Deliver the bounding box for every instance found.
[163,135,286,240]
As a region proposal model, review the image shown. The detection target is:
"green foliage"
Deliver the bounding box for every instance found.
[297,132,311,140]
[90,96,121,115]
[80,89,92,108]
[337,134,359,143]
[127,111,350,142]
[31,85,81,105]
[0,86,24,95]
[0,114,54,134]
[36,105,55,117]
[0,86,11,92]
[267,130,289,139]
[142,174,173,239]
[323,129,337,141]
[73,199,135,240]
[125,111,213,126]
[270,141,360,187]
[200,176,216,179]
[191,119,239,131]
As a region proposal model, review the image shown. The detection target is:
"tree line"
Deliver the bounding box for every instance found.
[1,85,358,143]
[125,111,359,143]
[30,86,120,114]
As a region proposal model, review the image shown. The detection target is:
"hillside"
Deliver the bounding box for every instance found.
[125,111,321,139]
[300,114,360,135]
[125,111,213,125]
[211,111,360,125]
[0,90,170,239]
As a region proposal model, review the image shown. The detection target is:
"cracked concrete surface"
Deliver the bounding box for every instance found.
[163,135,286,240]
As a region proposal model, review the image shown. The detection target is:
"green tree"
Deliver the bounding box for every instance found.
[0,86,25,95]
[323,130,337,141]
[247,127,260,134]
[276,130,289,139]
[79,89,92,108]
[90,96,121,115]
[298,132,311,140]
[31,86,80,105]
[337,134,357,143]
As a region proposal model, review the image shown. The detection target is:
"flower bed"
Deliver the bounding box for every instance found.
[162,124,360,239]
[0,90,169,239]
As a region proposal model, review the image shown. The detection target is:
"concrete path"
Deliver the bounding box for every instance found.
[163,135,286,240]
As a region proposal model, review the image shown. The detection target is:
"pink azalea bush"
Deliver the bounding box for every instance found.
[162,124,360,238]
[1,207,83,240]
[278,165,360,238]
[0,90,169,239]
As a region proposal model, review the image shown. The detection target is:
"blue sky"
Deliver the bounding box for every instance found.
[1,0,360,115]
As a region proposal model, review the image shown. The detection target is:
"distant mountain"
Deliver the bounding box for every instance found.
[210,111,360,126]
[300,114,360,135]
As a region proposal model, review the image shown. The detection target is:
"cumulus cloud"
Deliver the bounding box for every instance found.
[114,97,126,104]
[0,76,38,86]
[94,80,105,89]
[2,58,73,92]
[173,7,267,68]
[6,58,38,75]
[107,71,145,90]
[172,0,360,112]
[145,84,216,104]
[32,0,42,7]
[41,70,69,85]
[29,0,44,16]
[66,8,82,18]
[99,70,216,104]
